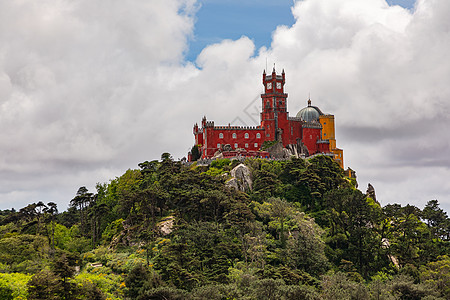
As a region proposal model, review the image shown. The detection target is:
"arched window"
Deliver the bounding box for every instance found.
[254,143,258,148]
[244,133,249,139]
[256,133,261,139]
[245,143,248,148]
[217,143,221,148]
[219,133,223,139]
[232,133,237,139]
[234,143,238,148]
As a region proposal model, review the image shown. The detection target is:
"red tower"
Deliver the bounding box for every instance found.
[261,67,288,143]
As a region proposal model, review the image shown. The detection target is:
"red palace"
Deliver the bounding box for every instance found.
[189,68,344,168]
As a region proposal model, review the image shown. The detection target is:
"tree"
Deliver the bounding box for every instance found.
[252,168,282,201]
[27,269,61,300]
[35,201,47,235]
[420,255,450,298]
[70,187,94,236]
[252,278,286,300]
[125,264,150,299]
[88,200,108,247]
[387,205,434,267]
[52,253,77,299]
[44,202,58,251]
[190,145,201,161]
[320,272,368,300]
[422,200,449,240]
[154,222,241,289]
[324,188,387,278]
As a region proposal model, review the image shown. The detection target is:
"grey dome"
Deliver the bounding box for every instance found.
[296,100,323,122]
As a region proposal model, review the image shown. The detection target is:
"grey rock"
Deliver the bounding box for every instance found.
[267,140,309,159]
[366,183,377,202]
[227,163,252,192]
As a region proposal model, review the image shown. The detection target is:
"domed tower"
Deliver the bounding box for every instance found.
[296,99,323,122]
[296,99,343,168]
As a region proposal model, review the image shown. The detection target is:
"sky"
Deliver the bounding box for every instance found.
[1,0,449,213]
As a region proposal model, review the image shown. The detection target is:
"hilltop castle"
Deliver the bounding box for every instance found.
[189,68,344,168]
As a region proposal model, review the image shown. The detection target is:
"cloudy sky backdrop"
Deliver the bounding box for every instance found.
[1,0,449,212]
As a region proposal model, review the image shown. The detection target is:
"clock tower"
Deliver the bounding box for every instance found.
[261,67,288,142]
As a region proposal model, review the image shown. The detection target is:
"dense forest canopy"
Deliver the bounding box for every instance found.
[0,153,449,299]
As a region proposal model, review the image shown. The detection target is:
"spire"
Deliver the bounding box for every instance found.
[273,63,276,73]
[308,98,311,106]
[282,68,285,74]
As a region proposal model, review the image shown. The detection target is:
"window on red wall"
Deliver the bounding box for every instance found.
[245,133,249,139]
[232,133,237,139]
[245,143,248,148]
[219,133,223,138]
[256,133,261,139]
[234,143,238,148]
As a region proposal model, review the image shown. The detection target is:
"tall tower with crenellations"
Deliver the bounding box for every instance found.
[261,67,288,142]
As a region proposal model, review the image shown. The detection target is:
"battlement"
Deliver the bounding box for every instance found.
[302,120,322,129]
[288,116,302,122]
[265,74,283,81]
[204,121,215,127]
[212,125,264,130]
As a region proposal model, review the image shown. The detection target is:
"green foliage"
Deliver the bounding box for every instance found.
[0,273,31,300]
[203,166,224,177]
[420,255,450,298]
[75,272,124,300]
[0,153,449,299]
[261,140,279,150]
[320,272,369,300]
[101,219,124,243]
[27,269,62,300]
[210,158,231,169]
[154,222,241,290]
[0,234,49,273]
[123,264,163,299]
[190,145,201,161]
[137,286,189,300]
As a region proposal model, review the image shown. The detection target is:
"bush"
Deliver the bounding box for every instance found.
[137,286,189,300]
[0,273,31,300]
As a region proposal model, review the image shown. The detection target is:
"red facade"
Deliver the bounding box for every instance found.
[191,69,331,160]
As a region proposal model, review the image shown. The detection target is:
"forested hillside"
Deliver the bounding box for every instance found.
[0,154,449,299]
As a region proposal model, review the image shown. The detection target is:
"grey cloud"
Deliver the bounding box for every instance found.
[1,0,450,214]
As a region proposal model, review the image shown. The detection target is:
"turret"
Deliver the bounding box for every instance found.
[202,116,207,127]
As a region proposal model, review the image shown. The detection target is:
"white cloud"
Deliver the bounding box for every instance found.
[265,0,450,211]
[1,0,449,213]
[0,0,198,209]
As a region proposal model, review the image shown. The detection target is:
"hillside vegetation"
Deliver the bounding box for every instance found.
[0,154,449,299]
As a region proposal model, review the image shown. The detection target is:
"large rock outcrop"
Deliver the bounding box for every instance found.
[226,163,252,192]
[266,141,309,159]
[366,183,377,202]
